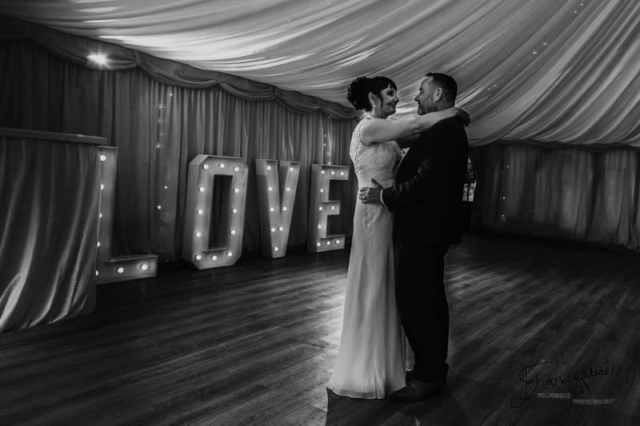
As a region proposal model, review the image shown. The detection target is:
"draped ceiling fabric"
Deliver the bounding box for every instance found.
[1,0,640,146]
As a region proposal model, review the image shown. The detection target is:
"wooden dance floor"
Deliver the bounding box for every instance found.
[1,233,639,425]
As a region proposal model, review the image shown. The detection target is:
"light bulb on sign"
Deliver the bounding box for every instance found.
[197,209,204,215]
[234,188,240,193]
[268,187,273,191]
[195,254,202,260]
[274,247,279,252]
[232,208,238,214]
[227,251,233,257]
[117,267,124,274]
[199,187,205,192]
[219,163,225,168]
[203,164,209,170]
[279,227,284,231]
[234,167,239,172]
[100,155,107,161]
[140,264,148,271]
[231,230,236,235]
[212,255,217,261]
[195,232,202,237]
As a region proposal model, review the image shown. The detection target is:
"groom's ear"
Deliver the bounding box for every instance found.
[434,87,443,102]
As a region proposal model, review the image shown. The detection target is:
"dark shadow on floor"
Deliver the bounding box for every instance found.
[325,382,471,426]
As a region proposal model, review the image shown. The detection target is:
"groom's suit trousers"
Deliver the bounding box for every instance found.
[395,242,450,382]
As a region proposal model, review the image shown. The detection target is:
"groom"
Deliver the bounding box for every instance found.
[360,72,469,402]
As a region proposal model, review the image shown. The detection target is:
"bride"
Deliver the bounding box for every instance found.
[328,76,468,398]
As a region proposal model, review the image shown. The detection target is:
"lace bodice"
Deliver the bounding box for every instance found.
[350,117,403,188]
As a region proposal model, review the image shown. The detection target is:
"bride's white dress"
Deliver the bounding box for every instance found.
[328,117,412,399]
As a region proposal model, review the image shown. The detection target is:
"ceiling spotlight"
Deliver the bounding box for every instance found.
[88,53,108,66]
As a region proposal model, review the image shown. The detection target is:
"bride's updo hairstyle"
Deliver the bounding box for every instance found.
[347,76,398,112]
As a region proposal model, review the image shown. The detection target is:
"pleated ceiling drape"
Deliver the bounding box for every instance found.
[2,1,640,146]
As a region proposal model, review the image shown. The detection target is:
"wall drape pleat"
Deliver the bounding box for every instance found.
[471,143,640,251]
[0,40,358,261]
[0,134,99,332]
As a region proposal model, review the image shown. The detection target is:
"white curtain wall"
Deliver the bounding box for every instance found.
[0,131,99,332]
[470,143,640,250]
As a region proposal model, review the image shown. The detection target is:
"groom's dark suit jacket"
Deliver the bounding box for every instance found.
[382,117,469,246]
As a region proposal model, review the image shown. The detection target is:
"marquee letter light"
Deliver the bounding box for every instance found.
[182,155,249,269]
[307,164,350,253]
[255,159,300,258]
[96,147,158,284]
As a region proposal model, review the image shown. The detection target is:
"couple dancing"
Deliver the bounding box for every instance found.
[329,73,469,402]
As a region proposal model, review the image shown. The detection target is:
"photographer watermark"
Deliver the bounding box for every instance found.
[510,360,614,409]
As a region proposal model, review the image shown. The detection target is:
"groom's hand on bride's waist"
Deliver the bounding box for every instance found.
[359,178,385,204]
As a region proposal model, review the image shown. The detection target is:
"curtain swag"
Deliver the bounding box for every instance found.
[0,16,357,121]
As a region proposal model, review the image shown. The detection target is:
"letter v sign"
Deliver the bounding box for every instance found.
[255,159,301,258]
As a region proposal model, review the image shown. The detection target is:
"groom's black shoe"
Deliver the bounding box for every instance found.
[389,378,445,403]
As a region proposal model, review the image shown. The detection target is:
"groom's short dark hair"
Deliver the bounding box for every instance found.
[426,73,457,103]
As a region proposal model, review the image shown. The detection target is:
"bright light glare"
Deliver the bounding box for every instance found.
[88,53,108,65]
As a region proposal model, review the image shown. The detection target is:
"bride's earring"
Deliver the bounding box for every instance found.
[369,94,381,116]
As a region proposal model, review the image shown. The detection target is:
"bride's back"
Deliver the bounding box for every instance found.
[350,118,403,188]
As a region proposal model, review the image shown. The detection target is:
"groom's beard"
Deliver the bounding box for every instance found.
[417,102,435,115]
